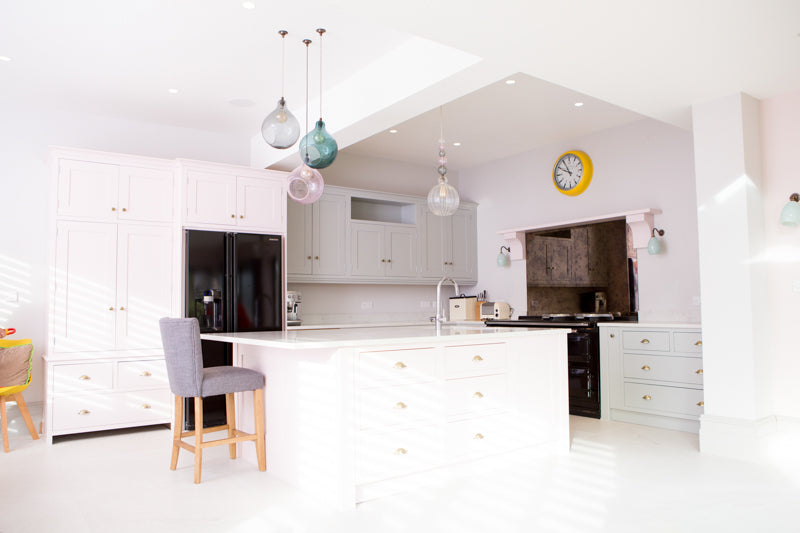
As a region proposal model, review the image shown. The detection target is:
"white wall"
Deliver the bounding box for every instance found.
[0,102,251,404]
[458,118,701,323]
[761,88,800,418]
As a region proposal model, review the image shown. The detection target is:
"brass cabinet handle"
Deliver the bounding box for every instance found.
[694,340,703,346]
[641,365,651,371]
[111,207,117,212]
[231,214,235,218]
[78,409,91,415]
[78,375,91,381]
[642,394,652,400]
[315,256,319,260]
[472,391,484,399]
[109,306,114,311]
[473,433,484,440]
[142,404,152,409]
[393,362,407,369]
[307,255,312,260]
[696,369,703,375]
[381,259,386,263]
[387,259,391,263]
[394,448,407,455]
[472,355,484,362]
[122,207,127,212]
[393,402,407,410]
[140,371,152,377]
[609,334,615,338]
[239,215,244,219]
[640,339,650,344]
[119,306,125,311]
[697,401,704,407]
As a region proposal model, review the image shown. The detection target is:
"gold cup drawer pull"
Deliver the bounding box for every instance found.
[77,409,91,415]
[473,433,484,440]
[697,401,704,407]
[109,306,115,311]
[119,306,125,311]
[642,394,652,400]
[140,371,152,377]
[78,375,91,381]
[609,333,615,338]
[393,402,407,410]
[696,369,703,375]
[472,355,484,363]
[142,404,152,409]
[641,365,651,371]
[472,391,484,399]
[694,340,703,346]
[394,448,408,456]
[640,339,650,344]
[393,362,407,370]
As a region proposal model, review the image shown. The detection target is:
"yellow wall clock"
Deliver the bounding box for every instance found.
[552,150,593,196]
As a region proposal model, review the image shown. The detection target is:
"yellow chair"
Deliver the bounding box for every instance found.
[0,338,39,452]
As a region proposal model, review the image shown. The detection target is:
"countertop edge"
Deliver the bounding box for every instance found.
[597,322,702,329]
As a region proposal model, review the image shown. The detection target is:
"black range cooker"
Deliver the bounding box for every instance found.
[486,313,634,419]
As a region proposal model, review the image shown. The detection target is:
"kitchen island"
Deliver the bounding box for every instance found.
[201,325,569,508]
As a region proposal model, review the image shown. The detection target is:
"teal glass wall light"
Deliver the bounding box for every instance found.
[497,245,511,267]
[780,193,800,227]
[648,227,665,255]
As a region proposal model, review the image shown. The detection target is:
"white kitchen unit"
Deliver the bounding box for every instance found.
[286,190,348,278]
[201,325,569,508]
[420,207,477,282]
[599,323,704,433]
[180,159,286,233]
[350,222,418,278]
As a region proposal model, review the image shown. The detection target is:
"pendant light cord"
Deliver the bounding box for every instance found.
[317,28,326,121]
[281,32,286,98]
[303,39,311,162]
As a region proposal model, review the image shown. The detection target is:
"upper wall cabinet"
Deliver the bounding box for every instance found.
[287,191,348,279]
[57,159,174,223]
[421,207,477,283]
[526,224,612,287]
[181,161,286,233]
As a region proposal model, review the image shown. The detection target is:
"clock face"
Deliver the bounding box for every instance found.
[552,150,593,196]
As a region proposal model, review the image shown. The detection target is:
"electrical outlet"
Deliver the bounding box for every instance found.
[360,301,373,310]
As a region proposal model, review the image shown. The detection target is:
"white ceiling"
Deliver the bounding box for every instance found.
[3,0,799,172]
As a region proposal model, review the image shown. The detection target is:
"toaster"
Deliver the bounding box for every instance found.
[480,301,512,320]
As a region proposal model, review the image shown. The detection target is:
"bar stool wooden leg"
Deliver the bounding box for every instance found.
[1,397,9,453]
[170,395,182,470]
[254,388,266,471]
[13,393,39,440]
[225,393,236,459]
[193,397,203,484]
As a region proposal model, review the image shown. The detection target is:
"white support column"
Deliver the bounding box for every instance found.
[692,93,775,461]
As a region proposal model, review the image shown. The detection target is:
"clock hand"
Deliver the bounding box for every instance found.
[558,163,572,175]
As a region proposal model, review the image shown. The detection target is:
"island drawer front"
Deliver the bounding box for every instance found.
[51,389,171,432]
[623,354,704,385]
[623,382,704,417]
[358,383,444,429]
[53,362,113,394]
[446,374,508,416]
[444,343,507,377]
[673,332,703,354]
[622,331,670,352]
[358,347,438,387]
[356,425,443,483]
[117,359,169,390]
[446,413,532,458]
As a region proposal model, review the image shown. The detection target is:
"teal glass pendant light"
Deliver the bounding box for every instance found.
[780,193,800,227]
[300,28,338,169]
[648,227,665,255]
[261,30,300,149]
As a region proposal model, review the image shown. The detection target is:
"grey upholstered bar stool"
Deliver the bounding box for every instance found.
[158,317,266,483]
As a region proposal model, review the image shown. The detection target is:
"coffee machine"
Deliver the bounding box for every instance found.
[286,291,302,326]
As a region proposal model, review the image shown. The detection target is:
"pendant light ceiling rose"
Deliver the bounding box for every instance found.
[261,29,300,149]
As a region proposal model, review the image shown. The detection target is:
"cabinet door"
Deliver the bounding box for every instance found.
[421,211,447,278]
[116,225,173,350]
[286,200,313,275]
[57,160,119,221]
[350,223,385,277]
[386,227,418,278]
[53,222,118,352]
[449,208,476,281]
[236,175,284,232]
[527,236,548,283]
[118,167,174,223]
[571,227,591,284]
[185,170,237,226]
[313,194,348,276]
[547,239,571,282]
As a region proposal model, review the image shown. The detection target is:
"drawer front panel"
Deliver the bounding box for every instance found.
[358,347,438,387]
[623,382,704,417]
[623,354,704,385]
[444,343,507,377]
[356,425,443,483]
[51,389,171,432]
[118,359,169,390]
[446,374,508,416]
[622,331,670,352]
[359,383,443,429]
[673,332,703,354]
[445,413,534,458]
[53,362,113,393]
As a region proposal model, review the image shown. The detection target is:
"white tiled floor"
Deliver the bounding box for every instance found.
[1,405,798,533]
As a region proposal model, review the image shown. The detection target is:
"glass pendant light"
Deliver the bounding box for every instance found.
[261,30,300,149]
[288,38,324,204]
[780,193,800,227]
[427,106,460,216]
[299,28,338,169]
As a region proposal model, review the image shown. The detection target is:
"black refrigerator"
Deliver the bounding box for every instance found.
[184,230,283,428]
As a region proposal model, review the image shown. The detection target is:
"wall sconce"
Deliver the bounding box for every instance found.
[497,246,511,267]
[648,227,665,255]
[780,193,800,227]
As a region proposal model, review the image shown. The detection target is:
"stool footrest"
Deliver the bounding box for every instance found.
[175,429,258,452]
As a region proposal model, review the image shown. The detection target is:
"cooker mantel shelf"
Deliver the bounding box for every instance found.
[498,208,662,261]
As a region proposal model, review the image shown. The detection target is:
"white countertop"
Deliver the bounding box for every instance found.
[286,320,484,331]
[201,324,567,350]
[598,322,701,329]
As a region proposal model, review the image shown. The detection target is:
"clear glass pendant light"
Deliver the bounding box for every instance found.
[427,106,460,216]
[288,38,324,204]
[261,30,300,149]
[300,28,338,169]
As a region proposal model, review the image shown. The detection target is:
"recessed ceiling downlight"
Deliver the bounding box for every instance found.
[452,142,461,147]
[574,102,584,107]
[242,1,256,9]
[168,88,179,94]
[0,56,11,62]
[505,79,515,85]
[389,129,398,134]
